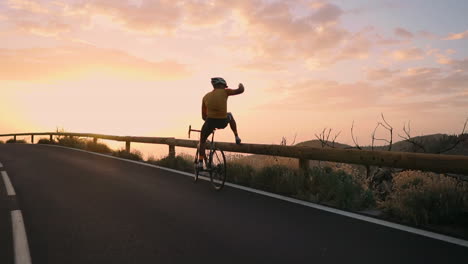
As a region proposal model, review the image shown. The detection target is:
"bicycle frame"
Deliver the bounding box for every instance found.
[188,125,227,190]
[188,125,216,157]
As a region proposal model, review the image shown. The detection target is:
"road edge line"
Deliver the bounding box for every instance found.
[2,170,17,196]
[40,144,468,248]
[11,210,32,264]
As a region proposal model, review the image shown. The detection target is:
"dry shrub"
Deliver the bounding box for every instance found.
[149,154,193,173]
[85,141,112,154]
[112,149,143,161]
[6,139,27,143]
[381,170,468,226]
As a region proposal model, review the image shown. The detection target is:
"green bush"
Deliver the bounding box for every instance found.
[37,139,55,144]
[303,167,375,210]
[0,140,4,144]
[225,163,373,211]
[85,141,112,154]
[381,171,468,226]
[251,165,307,196]
[227,162,256,186]
[6,139,26,144]
[112,149,143,161]
[56,136,86,149]
[149,154,193,173]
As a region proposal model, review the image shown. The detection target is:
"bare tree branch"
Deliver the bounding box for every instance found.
[437,117,468,154]
[380,113,393,151]
[398,121,426,152]
[291,133,297,146]
[371,113,393,151]
[332,131,341,148]
[371,123,379,151]
[351,120,362,150]
[315,128,341,148]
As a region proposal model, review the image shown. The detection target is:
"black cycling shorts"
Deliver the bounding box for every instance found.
[201,113,233,141]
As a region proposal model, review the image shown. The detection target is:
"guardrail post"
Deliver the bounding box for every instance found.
[13,135,16,143]
[93,137,97,144]
[299,158,310,171]
[168,144,175,158]
[125,141,131,153]
[31,135,34,144]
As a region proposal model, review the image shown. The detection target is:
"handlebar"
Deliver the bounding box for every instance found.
[188,125,201,139]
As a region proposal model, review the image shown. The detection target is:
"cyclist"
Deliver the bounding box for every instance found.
[197,77,245,169]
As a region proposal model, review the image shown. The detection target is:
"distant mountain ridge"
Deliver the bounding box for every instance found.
[294,133,468,156]
[236,133,468,170]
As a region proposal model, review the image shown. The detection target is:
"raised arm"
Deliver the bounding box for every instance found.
[228,83,245,96]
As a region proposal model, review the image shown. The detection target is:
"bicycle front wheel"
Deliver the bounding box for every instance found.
[209,148,226,191]
[193,148,200,182]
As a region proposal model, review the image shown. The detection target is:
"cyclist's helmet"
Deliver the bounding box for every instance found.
[211,77,227,87]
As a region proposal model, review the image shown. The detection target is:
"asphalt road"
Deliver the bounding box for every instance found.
[0,144,467,264]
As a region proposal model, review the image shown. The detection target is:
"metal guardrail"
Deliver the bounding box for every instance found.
[1,132,468,175]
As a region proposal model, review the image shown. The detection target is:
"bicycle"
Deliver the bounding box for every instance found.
[188,125,227,191]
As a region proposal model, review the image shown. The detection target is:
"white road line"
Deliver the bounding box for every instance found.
[44,144,468,248]
[2,170,16,196]
[11,210,32,264]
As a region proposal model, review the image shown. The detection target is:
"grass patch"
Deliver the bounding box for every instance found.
[85,141,112,154]
[42,133,142,162]
[251,165,307,196]
[0,140,4,144]
[148,154,193,173]
[37,139,55,144]
[381,170,468,226]
[112,149,143,161]
[53,136,111,154]
[56,136,86,149]
[227,162,256,186]
[304,167,375,210]
[6,139,26,144]
[149,153,375,211]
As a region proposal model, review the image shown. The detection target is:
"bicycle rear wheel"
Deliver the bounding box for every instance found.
[209,148,226,191]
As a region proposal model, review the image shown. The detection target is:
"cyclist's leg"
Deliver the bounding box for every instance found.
[199,120,214,162]
[227,113,238,136]
[227,112,241,144]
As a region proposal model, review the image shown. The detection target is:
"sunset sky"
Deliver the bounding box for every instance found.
[1,0,467,157]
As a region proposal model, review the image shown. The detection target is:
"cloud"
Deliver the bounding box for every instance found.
[6,0,49,14]
[417,30,438,39]
[308,1,343,24]
[0,46,190,82]
[260,62,467,111]
[0,0,403,71]
[387,66,468,96]
[15,19,71,36]
[1,0,89,38]
[366,68,399,81]
[443,30,468,40]
[183,0,230,27]
[389,47,425,61]
[258,79,384,111]
[71,0,183,33]
[333,31,372,61]
[394,27,413,39]
[84,0,358,67]
[387,67,441,94]
[450,58,468,71]
[435,53,452,65]
[236,61,285,72]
